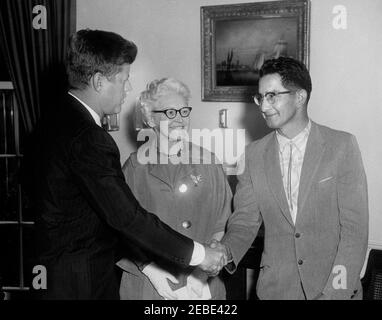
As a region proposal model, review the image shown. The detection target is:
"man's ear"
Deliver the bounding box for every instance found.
[296,89,308,108]
[91,72,103,93]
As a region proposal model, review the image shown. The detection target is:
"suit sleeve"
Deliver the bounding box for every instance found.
[321,135,369,299]
[119,156,152,271]
[69,127,194,267]
[210,164,233,236]
[221,149,263,273]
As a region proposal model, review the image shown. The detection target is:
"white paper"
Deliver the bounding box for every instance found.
[173,284,212,300]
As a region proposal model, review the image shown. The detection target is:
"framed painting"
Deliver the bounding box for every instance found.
[201,0,310,102]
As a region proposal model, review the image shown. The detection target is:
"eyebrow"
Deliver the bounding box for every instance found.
[262,90,284,95]
[258,91,276,95]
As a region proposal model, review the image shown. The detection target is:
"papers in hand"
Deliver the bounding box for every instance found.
[173,284,212,300]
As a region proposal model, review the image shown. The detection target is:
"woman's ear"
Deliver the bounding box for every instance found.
[141,104,156,128]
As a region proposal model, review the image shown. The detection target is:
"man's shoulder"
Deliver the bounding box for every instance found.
[313,122,355,144]
[72,124,111,145]
[43,94,101,141]
[125,151,139,168]
[246,131,275,154]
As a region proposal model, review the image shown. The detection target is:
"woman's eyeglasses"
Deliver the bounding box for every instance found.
[152,107,192,119]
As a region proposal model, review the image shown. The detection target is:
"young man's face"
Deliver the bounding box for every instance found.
[100,63,132,115]
[258,73,299,133]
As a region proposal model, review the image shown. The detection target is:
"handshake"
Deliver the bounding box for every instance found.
[198,240,231,277]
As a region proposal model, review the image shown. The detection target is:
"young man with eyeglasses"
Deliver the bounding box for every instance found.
[219,56,368,300]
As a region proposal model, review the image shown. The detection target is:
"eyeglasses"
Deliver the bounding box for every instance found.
[152,107,192,119]
[253,91,293,106]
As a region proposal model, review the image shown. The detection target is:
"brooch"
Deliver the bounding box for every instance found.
[190,174,202,186]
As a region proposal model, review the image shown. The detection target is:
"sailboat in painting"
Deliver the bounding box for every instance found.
[252,52,265,72]
[272,35,288,59]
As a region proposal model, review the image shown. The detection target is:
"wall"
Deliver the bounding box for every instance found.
[77,0,382,263]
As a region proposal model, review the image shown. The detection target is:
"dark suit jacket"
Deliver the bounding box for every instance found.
[28,94,194,299]
[222,122,368,300]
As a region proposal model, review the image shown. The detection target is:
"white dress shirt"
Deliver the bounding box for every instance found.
[276,120,311,224]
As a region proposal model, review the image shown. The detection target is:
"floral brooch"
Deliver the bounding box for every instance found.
[190,174,202,186]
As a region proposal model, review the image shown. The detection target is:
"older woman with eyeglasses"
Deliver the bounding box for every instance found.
[117,78,232,300]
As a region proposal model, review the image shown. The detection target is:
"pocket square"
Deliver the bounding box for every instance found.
[318,176,333,183]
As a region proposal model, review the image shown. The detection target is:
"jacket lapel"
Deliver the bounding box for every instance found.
[148,164,173,188]
[264,133,295,227]
[297,122,326,220]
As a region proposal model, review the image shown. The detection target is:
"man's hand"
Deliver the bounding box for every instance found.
[198,241,228,276]
[142,262,179,300]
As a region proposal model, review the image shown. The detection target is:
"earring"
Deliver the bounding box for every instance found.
[146,119,156,128]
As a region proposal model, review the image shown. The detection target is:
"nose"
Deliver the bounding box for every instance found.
[173,111,184,123]
[259,99,272,113]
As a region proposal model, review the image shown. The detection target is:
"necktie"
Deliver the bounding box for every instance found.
[287,142,293,213]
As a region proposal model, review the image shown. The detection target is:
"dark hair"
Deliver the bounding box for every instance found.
[66,29,137,89]
[259,57,312,103]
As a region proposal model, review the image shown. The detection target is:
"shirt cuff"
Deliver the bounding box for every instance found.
[189,241,205,266]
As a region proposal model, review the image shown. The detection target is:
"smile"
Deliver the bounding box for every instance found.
[264,113,278,118]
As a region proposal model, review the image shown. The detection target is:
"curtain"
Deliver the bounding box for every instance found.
[0,0,76,134]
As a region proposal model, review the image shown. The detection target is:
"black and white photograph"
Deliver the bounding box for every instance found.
[0,0,381,312]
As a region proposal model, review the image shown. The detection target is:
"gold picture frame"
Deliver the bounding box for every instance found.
[201,0,310,102]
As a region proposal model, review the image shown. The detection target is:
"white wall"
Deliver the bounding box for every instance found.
[77,0,382,254]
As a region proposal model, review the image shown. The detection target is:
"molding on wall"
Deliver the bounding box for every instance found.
[368,240,382,250]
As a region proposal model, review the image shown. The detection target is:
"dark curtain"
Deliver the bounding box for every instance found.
[0,0,76,134]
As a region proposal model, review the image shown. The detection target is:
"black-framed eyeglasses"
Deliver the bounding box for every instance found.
[152,107,192,119]
[253,91,293,106]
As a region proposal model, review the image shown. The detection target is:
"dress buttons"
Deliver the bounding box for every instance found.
[298,259,303,265]
[182,221,191,229]
[179,184,188,193]
[295,233,301,238]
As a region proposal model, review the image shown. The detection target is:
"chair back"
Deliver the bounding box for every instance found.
[362,249,382,300]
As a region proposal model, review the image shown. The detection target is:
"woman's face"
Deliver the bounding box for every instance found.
[151,92,190,142]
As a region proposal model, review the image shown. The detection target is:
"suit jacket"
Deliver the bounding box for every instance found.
[28,94,194,299]
[222,121,368,300]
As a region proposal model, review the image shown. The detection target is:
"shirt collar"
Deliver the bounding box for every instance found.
[276,120,311,154]
[68,92,102,127]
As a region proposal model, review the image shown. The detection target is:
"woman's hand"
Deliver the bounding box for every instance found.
[142,263,179,300]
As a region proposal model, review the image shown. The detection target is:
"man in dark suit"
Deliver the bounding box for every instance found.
[218,57,368,299]
[28,29,226,299]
